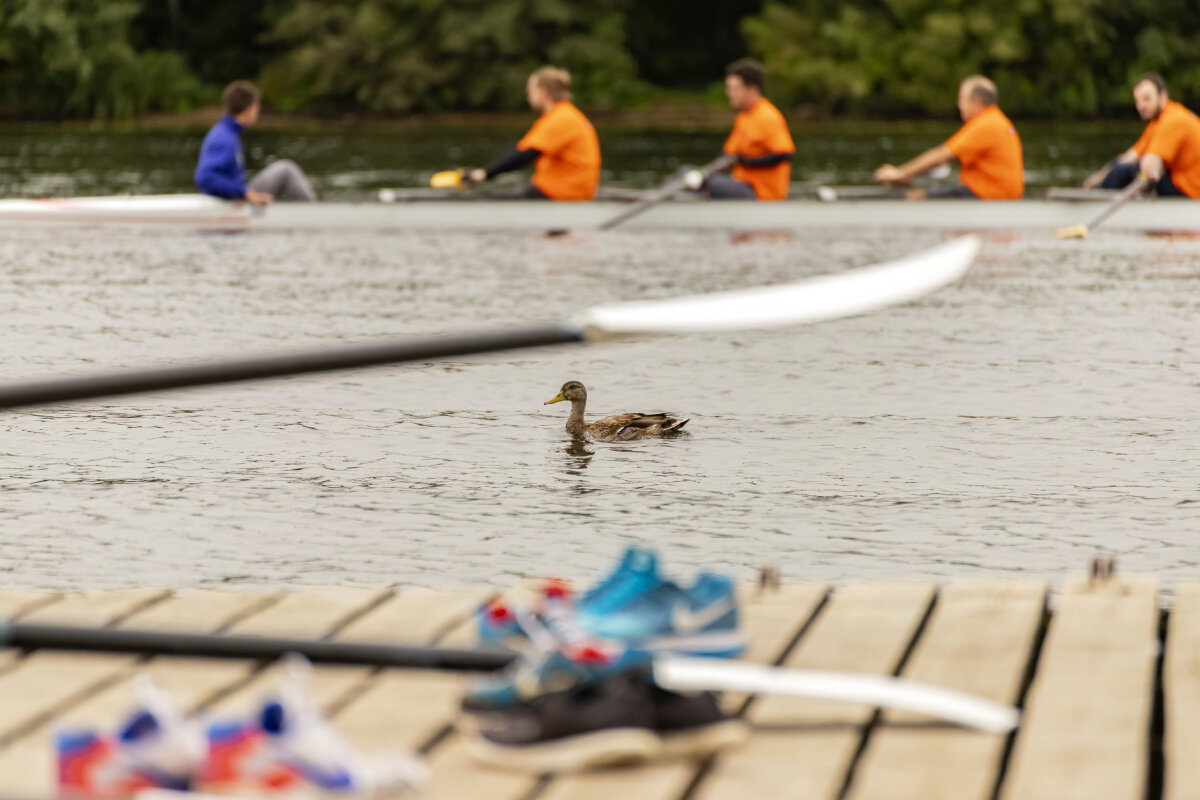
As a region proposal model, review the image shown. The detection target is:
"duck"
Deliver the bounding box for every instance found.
[544,380,689,441]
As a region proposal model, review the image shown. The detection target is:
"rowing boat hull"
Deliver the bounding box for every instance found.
[0,194,252,230]
[0,194,1194,232]
[255,199,1200,232]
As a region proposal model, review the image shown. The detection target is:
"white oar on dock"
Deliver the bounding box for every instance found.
[655,656,1020,733]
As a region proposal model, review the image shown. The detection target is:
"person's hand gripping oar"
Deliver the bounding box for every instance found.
[428,168,486,191]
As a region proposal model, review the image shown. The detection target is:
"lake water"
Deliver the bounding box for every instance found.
[0,124,1196,593]
[0,119,1144,199]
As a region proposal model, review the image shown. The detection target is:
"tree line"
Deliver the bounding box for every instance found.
[1,0,1196,120]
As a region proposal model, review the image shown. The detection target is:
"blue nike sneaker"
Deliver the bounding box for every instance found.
[476,547,656,652]
[577,572,744,658]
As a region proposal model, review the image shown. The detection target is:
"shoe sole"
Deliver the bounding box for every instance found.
[659,720,750,758]
[464,727,661,773]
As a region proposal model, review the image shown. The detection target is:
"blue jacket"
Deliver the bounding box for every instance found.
[195,115,246,199]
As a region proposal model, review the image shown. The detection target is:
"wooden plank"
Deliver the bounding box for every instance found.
[0,592,61,671]
[692,582,935,800]
[999,576,1158,800]
[17,588,170,627]
[331,587,498,754]
[199,587,393,720]
[337,586,494,644]
[0,588,173,743]
[0,591,59,620]
[0,590,277,794]
[423,736,537,800]
[844,580,1046,800]
[1161,581,1199,800]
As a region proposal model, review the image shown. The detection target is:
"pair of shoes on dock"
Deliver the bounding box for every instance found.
[56,655,427,798]
[461,547,749,773]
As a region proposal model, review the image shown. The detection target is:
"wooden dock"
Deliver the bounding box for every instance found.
[0,575,1185,799]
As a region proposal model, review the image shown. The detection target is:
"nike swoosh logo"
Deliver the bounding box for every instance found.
[671,598,736,633]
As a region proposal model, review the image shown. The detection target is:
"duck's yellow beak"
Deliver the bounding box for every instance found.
[544,391,566,405]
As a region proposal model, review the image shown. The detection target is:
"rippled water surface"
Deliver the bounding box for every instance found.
[0,217,1197,590]
[0,120,1144,198]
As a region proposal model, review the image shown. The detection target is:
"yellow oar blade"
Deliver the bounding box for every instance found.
[1054,224,1089,240]
[430,169,464,189]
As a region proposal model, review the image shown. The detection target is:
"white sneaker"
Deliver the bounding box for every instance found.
[202,654,428,796]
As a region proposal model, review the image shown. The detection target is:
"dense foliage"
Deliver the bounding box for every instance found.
[744,0,1200,117]
[2,0,1200,119]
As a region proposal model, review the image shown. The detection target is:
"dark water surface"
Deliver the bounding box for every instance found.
[0,120,1145,199]
[0,217,1196,590]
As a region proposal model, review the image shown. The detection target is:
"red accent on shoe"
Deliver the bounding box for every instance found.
[488,603,512,622]
[544,580,571,599]
[573,646,611,664]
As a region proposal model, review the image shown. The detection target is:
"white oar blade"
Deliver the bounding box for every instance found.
[574,235,980,339]
[653,656,1020,734]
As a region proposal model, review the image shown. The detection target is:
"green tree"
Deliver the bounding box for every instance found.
[258,0,649,113]
[741,0,1200,118]
[0,0,205,118]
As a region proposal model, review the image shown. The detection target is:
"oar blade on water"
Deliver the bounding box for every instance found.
[1053,176,1148,240]
[0,237,980,410]
[575,235,980,339]
[432,167,463,188]
[1054,223,1089,240]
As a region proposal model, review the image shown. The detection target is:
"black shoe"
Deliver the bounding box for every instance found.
[648,681,749,758]
[464,670,661,773]
[463,669,747,773]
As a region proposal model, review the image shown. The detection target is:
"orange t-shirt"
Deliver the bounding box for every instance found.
[1131,101,1200,198]
[516,101,601,201]
[944,105,1024,200]
[723,98,795,200]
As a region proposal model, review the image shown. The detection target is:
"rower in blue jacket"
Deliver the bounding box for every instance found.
[195,80,317,205]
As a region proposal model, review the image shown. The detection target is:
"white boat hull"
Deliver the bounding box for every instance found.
[0,194,252,230]
[255,198,1200,232]
[0,194,1193,233]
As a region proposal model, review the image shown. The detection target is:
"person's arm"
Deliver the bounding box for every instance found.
[194,137,248,200]
[463,147,542,185]
[736,152,793,168]
[874,144,955,185]
[1082,148,1140,189]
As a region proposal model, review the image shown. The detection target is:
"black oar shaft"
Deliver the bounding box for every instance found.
[4,623,515,671]
[596,153,736,231]
[1085,176,1148,228]
[0,323,584,410]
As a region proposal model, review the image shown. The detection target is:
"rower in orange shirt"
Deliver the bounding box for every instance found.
[1082,73,1200,198]
[463,67,600,201]
[874,76,1024,200]
[686,59,795,200]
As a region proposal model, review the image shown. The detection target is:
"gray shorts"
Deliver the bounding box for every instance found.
[248,159,318,202]
[925,183,977,199]
[671,165,758,200]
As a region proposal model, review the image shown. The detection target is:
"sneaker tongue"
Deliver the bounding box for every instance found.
[261,700,287,735]
[628,549,658,577]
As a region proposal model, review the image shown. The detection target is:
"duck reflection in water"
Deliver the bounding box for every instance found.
[563,436,595,476]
